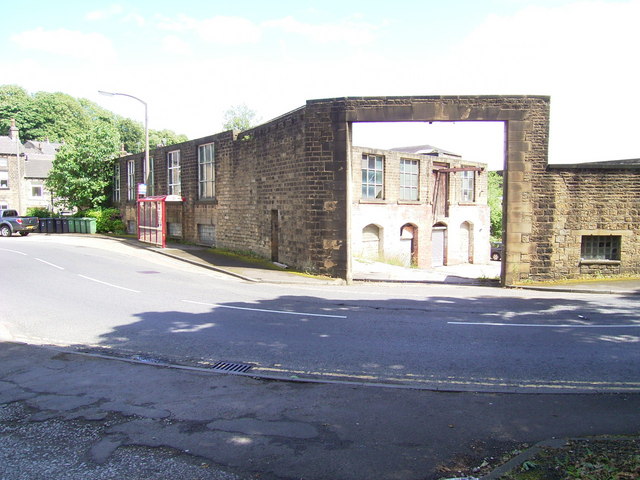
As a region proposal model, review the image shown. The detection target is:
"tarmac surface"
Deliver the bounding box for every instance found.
[2,235,640,480]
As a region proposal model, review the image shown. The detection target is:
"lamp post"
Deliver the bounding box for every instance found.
[98,90,150,195]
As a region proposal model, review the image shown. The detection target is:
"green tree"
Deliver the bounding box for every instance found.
[0,85,35,137]
[149,129,189,149]
[45,122,120,211]
[222,104,257,131]
[488,171,503,240]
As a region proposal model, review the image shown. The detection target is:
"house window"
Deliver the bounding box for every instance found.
[167,150,181,195]
[0,158,7,167]
[400,159,419,201]
[127,159,136,201]
[113,165,120,202]
[461,170,475,202]
[581,235,621,261]
[198,143,215,199]
[31,185,43,197]
[362,154,384,199]
[0,171,8,189]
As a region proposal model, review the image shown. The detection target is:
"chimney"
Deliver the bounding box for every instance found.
[8,119,19,141]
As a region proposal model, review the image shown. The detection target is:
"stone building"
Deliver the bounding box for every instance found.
[113,95,640,285]
[530,159,640,281]
[0,120,61,213]
[351,145,489,268]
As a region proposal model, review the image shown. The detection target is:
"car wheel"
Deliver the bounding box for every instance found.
[491,252,501,261]
[0,225,11,237]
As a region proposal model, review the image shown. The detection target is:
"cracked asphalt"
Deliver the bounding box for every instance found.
[2,341,639,480]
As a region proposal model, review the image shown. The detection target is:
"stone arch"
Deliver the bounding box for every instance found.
[324,95,550,284]
[431,222,448,267]
[460,221,473,264]
[400,223,419,267]
[362,224,382,260]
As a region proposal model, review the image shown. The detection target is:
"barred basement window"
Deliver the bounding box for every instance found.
[581,235,620,261]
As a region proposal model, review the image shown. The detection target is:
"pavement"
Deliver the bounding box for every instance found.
[145,237,640,294]
[2,234,640,480]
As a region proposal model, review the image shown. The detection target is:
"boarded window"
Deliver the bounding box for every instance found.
[362,224,381,259]
[198,224,216,246]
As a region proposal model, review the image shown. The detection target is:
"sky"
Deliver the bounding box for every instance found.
[3,0,639,170]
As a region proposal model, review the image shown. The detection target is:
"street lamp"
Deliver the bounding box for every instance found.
[98,90,150,195]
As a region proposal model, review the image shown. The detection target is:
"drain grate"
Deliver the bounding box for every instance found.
[211,361,253,373]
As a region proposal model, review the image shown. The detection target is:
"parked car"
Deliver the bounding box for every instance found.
[490,242,503,261]
[0,209,39,237]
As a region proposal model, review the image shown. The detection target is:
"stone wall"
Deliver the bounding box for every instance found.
[529,164,640,280]
[115,95,552,283]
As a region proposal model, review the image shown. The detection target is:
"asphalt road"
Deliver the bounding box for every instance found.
[1,234,639,393]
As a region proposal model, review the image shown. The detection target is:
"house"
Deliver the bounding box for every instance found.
[0,120,61,212]
[351,145,489,268]
[113,95,640,285]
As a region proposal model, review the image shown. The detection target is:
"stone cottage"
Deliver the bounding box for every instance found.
[0,120,61,213]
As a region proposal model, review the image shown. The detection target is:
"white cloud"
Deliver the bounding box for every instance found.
[156,14,261,45]
[162,35,193,56]
[85,4,124,21]
[264,16,377,46]
[10,28,117,62]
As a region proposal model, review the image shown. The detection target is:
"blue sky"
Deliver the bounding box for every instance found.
[3,0,639,169]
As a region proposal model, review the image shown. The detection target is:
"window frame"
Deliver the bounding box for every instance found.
[0,171,8,189]
[198,143,215,200]
[581,235,621,261]
[127,159,136,201]
[461,169,475,202]
[167,150,181,195]
[399,158,419,201]
[361,154,385,200]
[113,164,121,202]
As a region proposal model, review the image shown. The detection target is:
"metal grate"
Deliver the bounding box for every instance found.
[211,361,253,373]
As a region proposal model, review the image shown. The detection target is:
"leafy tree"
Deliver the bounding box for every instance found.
[222,104,257,131]
[149,129,188,149]
[488,171,503,240]
[45,122,120,211]
[0,85,35,137]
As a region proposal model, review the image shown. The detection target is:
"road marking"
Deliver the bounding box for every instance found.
[183,300,348,318]
[448,321,640,328]
[78,274,141,293]
[35,258,65,270]
[0,248,27,255]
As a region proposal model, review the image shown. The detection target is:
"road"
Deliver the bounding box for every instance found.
[1,234,639,393]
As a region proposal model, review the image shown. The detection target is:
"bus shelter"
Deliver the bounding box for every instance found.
[137,195,182,248]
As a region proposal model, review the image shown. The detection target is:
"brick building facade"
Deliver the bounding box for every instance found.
[113,96,640,285]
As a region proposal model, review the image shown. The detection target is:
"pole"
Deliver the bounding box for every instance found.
[98,90,150,194]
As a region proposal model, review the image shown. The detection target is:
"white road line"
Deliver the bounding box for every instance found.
[183,300,348,318]
[78,274,141,293]
[448,321,640,328]
[0,248,27,255]
[35,258,65,270]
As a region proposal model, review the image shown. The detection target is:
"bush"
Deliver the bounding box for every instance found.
[26,207,55,218]
[79,208,125,234]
